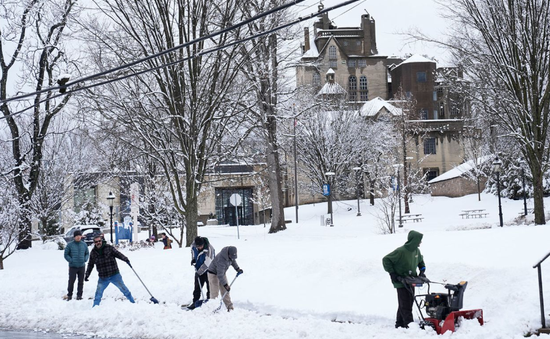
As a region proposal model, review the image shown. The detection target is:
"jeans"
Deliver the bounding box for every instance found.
[193,272,210,303]
[67,266,85,298]
[93,273,135,306]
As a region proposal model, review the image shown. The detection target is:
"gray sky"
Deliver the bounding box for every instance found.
[297,0,452,64]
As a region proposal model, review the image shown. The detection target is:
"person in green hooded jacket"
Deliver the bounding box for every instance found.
[382,230,426,329]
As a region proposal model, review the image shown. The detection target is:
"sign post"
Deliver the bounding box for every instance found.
[229,193,241,239]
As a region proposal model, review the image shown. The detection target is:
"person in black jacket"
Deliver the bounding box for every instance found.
[85,235,135,306]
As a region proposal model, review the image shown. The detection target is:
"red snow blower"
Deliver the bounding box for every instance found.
[404,277,484,334]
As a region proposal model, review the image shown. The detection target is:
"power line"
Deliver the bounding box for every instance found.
[1,0,362,120]
[0,0,308,106]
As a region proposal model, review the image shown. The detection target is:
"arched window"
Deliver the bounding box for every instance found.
[359,76,368,101]
[348,76,357,101]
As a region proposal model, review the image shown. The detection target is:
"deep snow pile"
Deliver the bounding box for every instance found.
[1,193,550,339]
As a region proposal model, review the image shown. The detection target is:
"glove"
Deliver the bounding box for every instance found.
[389,272,399,284]
[237,269,243,274]
[126,260,132,268]
[419,271,426,278]
[85,276,89,282]
[224,284,230,291]
[191,258,196,265]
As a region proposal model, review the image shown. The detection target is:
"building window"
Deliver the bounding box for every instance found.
[313,72,321,86]
[451,105,460,116]
[434,109,438,119]
[359,76,368,101]
[439,102,445,117]
[424,138,436,155]
[417,71,427,83]
[348,76,357,101]
[329,46,337,59]
[425,169,439,182]
[358,59,366,67]
[347,59,356,68]
[433,91,437,101]
[420,108,429,120]
[328,46,337,69]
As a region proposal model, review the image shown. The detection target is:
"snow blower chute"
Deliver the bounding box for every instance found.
[404,277,483,335]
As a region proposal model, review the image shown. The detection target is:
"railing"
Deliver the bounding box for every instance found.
[533,251,550,328]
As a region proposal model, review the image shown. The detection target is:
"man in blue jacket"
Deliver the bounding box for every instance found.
[64,230,89,300]
[188,236,215,309]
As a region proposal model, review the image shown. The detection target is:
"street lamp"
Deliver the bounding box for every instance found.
[326,172,335,227]
[393,164,403,228]
[353,167,362,216]
[492,158,504,227]
[107,191,115,243]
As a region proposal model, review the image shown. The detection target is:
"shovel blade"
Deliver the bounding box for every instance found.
[150,297,159,304]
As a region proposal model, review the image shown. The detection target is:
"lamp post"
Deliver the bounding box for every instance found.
[521,161,527,216]
[107,191,115,243]
[393,164,403,228]
[353,167,362,216]
[326,171,335,227]
[492,158,504,227]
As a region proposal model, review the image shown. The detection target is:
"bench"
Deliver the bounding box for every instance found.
[397,214,424,223]
[460,209,488,219]
[460,212,488,219]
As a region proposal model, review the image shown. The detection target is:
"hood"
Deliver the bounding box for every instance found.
[403,230,423,251]
[227,246,238,260]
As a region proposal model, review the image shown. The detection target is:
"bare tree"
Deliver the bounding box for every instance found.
[83,0,249,245]
[236,0,296,233]
[433,0,550,224]
[0,0,79,248]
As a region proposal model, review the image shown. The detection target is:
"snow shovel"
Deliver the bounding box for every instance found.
[128,263,159,304]
[213,271,242,313]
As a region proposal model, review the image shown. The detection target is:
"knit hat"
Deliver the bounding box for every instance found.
[194,236,204,247]
[73,230,82,237]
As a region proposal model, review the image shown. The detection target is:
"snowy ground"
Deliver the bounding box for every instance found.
[1,193,550,339]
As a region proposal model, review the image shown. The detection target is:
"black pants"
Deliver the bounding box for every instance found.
[395,287,415,328]
[193,272,210,303]
[68,266,85,298]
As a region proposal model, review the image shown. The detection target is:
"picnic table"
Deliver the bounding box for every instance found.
[459,209,489,219]
[397,213,424,223]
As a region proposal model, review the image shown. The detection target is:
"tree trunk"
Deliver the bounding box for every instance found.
[532,166,545,225]
[0,256,4,270]
[185,193,199,247]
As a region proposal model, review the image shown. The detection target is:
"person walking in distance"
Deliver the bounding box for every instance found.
[382,230,427,329]
[207,246,243,312]
[188,236,215,310]
[85,234,135,306]
[63,230,89,301]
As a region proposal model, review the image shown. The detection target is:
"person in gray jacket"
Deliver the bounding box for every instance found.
[207,246,243,311]
[63,230,89,300]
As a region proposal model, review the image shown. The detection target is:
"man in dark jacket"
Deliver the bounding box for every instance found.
[63,230,89,301]
[85,235,135,306]
[382,230,427,329]
[207,246,243,311]
[188,236,215,310]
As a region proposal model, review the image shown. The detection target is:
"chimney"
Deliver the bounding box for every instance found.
[304,27,310,53]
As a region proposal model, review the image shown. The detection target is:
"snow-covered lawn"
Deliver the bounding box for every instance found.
[1,193,550,338]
